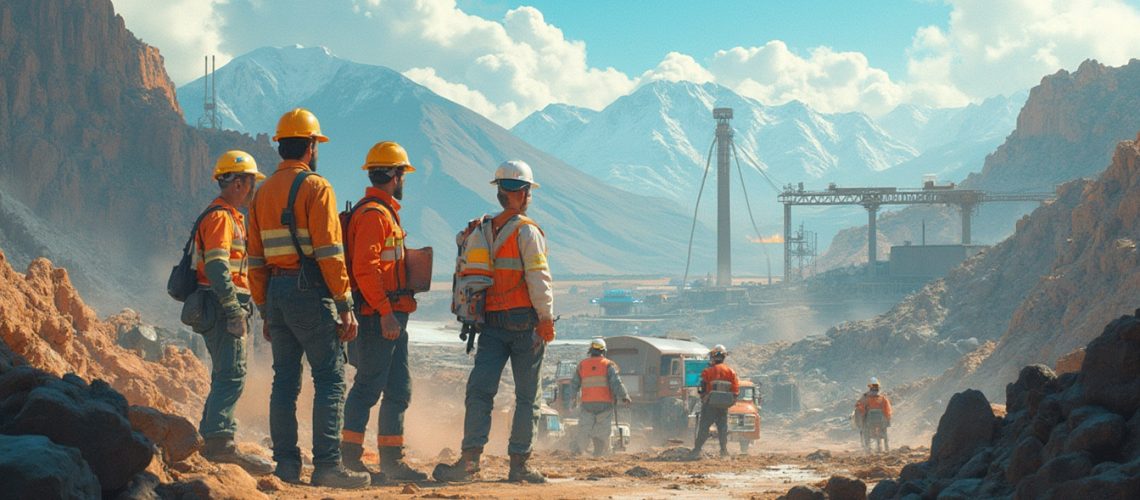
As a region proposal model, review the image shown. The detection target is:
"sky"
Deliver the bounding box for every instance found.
[113,0,1140,128]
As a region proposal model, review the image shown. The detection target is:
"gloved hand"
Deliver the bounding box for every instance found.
[536,318,556,343]
[381,313,401,340]
[225,313,246,337]
[622,397,632,406]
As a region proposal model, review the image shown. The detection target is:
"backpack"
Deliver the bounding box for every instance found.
[280,171,326,290]
[167,205,228,302]
[451,215,494,352]
[340,198,433,309]
[705,379,736,409]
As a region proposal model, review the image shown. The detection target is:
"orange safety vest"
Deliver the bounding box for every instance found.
[856,393,892,420]
[701,363,740,395]
[194,198,250,295]
[485,216,543,312]
[346,187,415,316]
[579,356,615,403]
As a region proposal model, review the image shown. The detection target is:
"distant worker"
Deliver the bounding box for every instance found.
[194,151,274,475]
[688,345,739,459]
[433,160,555,484]
[569,338,630,456]
[247,108,369,489]
[340,141,427,482]
[855,377,892,452]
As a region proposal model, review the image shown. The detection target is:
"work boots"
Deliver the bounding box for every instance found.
[340,442,367,472]
[380,446,428,482]
[201,435,274,475]
[432,447,481,483]
[310,464,371,489]
[508,452,547,484]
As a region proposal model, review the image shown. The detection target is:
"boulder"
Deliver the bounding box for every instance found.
[778,485,826,500]
[824,475,867,500]
[0,434,101,499]
[867,479,898,500]
[936,478,981,500]
[1005,436,1043,483]
[155,464,268,500]
[930,390,997,472]
[1063,411,1125,460]
[128,405,203,464]
[0,366,153,492]
[953,447,993,479]
[1078,315,1140,415]
[1005,364,1056,415]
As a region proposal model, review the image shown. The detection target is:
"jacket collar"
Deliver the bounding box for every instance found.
[364,186,401,212]
[276,159,312,172]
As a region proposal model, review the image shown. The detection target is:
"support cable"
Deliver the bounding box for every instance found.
[681,136,718,291]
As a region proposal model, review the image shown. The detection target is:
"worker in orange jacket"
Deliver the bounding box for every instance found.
[855,377,892,452]
[247,108,368,489]
[689,344,739,459]
[569,338,630,456]
[434,160,555,484]
[340,141,426,482]
[194,151,273,475]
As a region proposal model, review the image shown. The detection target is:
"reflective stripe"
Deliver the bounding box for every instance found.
[262,227,310,239]
[524,253,548,271]
[377,435,404,447]
[341,429,364,445]
[314,244,343,260]
[204,248,230,262]
[581,375,608,388]
[494,257,524,271]
[248,256,266,268]
[262,235,312,249]
[466,248,490,265]
[264,245,312,258]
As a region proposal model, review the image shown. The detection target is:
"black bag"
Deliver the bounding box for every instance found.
[167,206,227,302]
[180,288,218,334]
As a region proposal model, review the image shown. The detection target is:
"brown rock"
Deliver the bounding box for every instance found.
[156,463,267,500]
[1054,348,1085,374]
[825,475,867,500]
[128,405,203,464]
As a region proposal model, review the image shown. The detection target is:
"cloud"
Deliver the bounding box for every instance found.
[642,52,715,84]
[906,0,1140,104]
[112,0,232,84]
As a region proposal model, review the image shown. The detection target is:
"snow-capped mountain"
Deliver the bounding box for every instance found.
[178,46,706,275]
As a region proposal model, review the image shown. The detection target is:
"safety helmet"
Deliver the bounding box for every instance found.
[589,338,607,353]
[869,377,881,388]
[710,344,728,359]
[213,150,265,181]
[361,141,416,172]
[490,160,540,190]
[272,108,329,143]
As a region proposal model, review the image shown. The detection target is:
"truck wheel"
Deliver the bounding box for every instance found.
[739,440,750,454]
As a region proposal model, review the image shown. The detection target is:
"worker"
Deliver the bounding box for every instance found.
[340,141,427,482]
[688,345,739,459]
[855,377,892,452]
[194,151,273,475]
[247,108,368,489]
[433,160,556,484]
[569,338,630,456]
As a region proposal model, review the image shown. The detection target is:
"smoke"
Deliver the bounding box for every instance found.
[750,233,785,244]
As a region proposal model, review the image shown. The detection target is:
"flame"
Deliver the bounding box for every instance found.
[750,233,784,244]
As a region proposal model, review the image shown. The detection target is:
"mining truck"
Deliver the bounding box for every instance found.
[689,381,762,453]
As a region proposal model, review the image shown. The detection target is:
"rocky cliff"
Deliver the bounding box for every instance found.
[0,0,275,314]
[817,59,1140,272]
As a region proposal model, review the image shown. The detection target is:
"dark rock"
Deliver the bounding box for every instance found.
[779,485,826,500]
[824,475,866,500]
[0,366,153,492]
[114,472,160,500]
[953,447,993,479]
[625,466,655,478]
[1064,411,1125,460]
[1006,364,1057,415]
[128,405,202,464]
[931,390,997,473]
[936,478,981,500]
[1079,315,1140,416]
[0,434,101,499]
[1042,424,1071,462]
[898,462,929,483]
[867,479,898,500]
[1047,458,1140,499]
[1006,436,1044,483]
[1031,397,1064,442]
[1038,452,1094,485]
[896,480,927,497]
[1123,409,1140,459]
[806,449,832,461]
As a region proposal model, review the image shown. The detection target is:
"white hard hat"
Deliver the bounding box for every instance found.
[491,160,540,190]
[589,338,607,351]
[710,344,727,357]
[869,377,880,387]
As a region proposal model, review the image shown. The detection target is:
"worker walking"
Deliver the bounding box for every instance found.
[855,377,892,453]
[247,108,368,489]
[569,338,630,456]
[688,345,739,459]
[194,151,274,475]
[433,160,556,484]
[340,141,427,482]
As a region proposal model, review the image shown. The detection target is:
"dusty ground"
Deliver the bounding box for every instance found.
[251,445,928,499]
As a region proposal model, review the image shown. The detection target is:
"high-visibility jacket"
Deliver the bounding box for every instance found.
[701,363,740,396]
[346,186,415,316]
[578,356,616,403]
[194,197,249,296]
[247,160,351,311]
[485,213,553,321]
[856,392,892,420]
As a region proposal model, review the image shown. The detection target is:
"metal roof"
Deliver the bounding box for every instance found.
[608,336,708,356]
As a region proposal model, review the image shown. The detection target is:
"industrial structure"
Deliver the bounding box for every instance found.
[778,183,1054,278]
[714,108,734,287]
[197,55,221,130]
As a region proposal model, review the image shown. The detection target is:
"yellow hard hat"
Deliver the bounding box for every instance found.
[361,141,416,172]
[213,150,265,181]
[272,108,329,143]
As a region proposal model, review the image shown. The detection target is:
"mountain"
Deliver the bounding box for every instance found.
[178,46,702,275]
[0,0,277,317]
[817,60,1140,272]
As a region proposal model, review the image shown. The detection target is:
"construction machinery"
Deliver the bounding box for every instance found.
[727,381,761,453]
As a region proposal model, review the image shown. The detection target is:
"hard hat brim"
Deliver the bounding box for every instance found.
[272,133,330,143]
[492,179,539,190]
[362,163,416,173]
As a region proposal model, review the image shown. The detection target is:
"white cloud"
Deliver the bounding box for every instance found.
[641,52,715,84]
[113,0,232,84]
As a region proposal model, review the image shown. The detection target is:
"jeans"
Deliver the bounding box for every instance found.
[460,324,545,455]
[266,275,347,467]
[693,405,729,452]
[199,305,248,439]
[343,312,411,445]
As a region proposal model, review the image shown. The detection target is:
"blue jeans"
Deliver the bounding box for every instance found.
[343,312,411,444]
[460,324,545,455]
[266,275,347,467]
[198,305,247,439]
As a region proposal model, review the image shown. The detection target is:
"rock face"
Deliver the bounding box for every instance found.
[869,314,1140,499]
[0,434,101,499]
[0,250,209,416]
[0,0,275,315]
[128,405,203,465]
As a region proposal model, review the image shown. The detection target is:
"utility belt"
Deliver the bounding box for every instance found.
[484,307,538,332]
[351,288,417,316]
[269,258,329,293]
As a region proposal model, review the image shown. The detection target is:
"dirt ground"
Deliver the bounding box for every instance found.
[254,445,928,499]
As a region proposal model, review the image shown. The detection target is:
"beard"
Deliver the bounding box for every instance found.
[394,180,404,200]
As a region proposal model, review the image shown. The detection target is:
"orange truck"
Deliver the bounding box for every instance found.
[727,381,761,452]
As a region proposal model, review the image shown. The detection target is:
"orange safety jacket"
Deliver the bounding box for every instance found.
[346,187,416,316]
[701,363,740,396]
[578,356,616,403]
[485,215,544,312]
[247,160,351,311]
[194,197,250,295]
[856,392,893,420]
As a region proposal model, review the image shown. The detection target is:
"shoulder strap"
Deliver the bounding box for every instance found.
[352,196,400,225]
[491,215,536,255]
[281,171,316,260]
[184,205,229,256]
